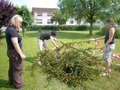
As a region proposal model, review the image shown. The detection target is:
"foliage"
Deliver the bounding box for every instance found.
[115,14,120,25]
[0,0,16,39]
[115,27,120,39]
[58,0,120,35]
[0,0,16,28]
[16,5,33,36]
[100,26,107,35]
[97,26,120,39]
[97,0,120,23]
[16,5,33,27]
[28,25,100,31]
[51,10,68,25]
[0,31,120,90]
[39,41,102,87]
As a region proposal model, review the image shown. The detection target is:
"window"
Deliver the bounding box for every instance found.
[47,13,51,16]
[37,13,42,16]
[47,19,52,24]
[70,20,74,24]
[36,19,42,24]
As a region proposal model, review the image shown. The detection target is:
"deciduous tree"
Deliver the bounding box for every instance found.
[51,10,67,25]
[0,0,16,39]
[59,0,120,35]
[16,5,33,36]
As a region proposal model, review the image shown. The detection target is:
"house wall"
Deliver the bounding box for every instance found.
[33,12,54,25]
[66,18,78,25]
[32,12,78,25]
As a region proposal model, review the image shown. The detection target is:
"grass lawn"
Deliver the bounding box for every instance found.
[0,30,120,90]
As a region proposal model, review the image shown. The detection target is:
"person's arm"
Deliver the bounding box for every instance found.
[89,36,105,41]
[50,36,58,48]
[51,36,62,43]
[104,27,115,46]
[95,36,105,40]
[11,37,26,59]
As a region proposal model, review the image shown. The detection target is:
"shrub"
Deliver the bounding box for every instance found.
[39,41,102,87]
[28,25,100,31]
[116,27,120,39]
[100,26,107,35]
[0,0,16,40]
[99,26,120,39]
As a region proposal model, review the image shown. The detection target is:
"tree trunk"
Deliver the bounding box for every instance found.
[89,22,93,35]
[22,26,25,37]
[0,32,2,40]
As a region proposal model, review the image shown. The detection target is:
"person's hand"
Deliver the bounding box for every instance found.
[56,46,59,49]
[89,38,96,41]
[95,38,99,42]
[100,45,105,50]
[20,53,26,59]
[59,40,64,44]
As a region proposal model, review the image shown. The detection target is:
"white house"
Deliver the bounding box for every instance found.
[32,7,57,25]
[32,7,78,25]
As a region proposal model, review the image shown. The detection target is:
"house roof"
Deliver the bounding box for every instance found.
[32,7,58,13]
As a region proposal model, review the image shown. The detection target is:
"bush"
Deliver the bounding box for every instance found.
[100,26,107,35]
[0,0,16,28]
[39,41,102,87]
[28,25,100,31]
[99,26,120,39]
[116,27,120,39]
[0,0,16,41]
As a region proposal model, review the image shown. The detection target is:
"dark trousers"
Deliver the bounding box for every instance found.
[7,49,23,88]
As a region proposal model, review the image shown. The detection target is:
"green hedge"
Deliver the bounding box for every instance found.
[116,27,120,39]
[27,25,100,31]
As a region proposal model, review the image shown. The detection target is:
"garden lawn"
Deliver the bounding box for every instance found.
[0,30,120,90]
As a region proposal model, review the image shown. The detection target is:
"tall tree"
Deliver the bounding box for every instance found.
[59,0,120,35]
[0,0,16,39]
[97,1,120,23]
[51,10,68,25]
[16,6,33,37]
[115,14,120,25]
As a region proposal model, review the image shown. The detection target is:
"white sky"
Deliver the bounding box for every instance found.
[9,0,59,11]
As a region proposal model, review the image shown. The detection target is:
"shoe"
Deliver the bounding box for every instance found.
[38,61,42,65]
[102,68,111,73]
[14,85,26,89]
[101,72,109,76]
[102,72,107,76]
[108,69,111,72]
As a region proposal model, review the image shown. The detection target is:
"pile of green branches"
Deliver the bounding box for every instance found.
[39,41,102,87]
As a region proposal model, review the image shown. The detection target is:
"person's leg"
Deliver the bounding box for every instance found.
[102,44,114,75]
[7,50,23,88]
[12,50,23,88]
[37,39,43,52]
[104,58,112,74]
[7,51,14,85]
[37,39,44,65]
[43,41,48,49]
[107,44,115,72]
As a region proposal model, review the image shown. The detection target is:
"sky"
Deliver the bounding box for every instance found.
[9,0,59,11]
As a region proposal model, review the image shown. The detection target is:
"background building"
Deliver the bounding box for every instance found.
[32,7,78,25]
[32,7,57,25]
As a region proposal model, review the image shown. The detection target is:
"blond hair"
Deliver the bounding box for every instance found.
[9,15,23,31]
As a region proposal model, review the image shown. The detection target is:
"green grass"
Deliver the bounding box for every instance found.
[0,30,120,90]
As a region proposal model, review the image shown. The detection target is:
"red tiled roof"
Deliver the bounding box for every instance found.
[32,7,58,13]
